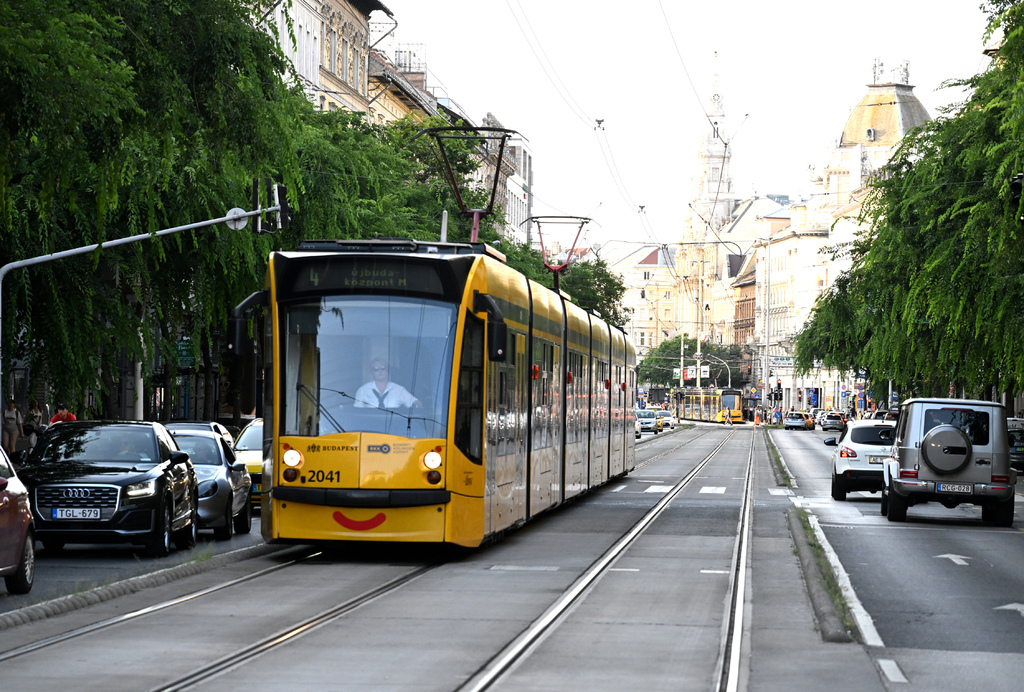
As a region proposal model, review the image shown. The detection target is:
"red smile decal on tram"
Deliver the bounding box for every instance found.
[332,511,386,531]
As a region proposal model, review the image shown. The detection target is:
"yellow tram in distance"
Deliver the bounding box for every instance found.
[680,387,743,424]
[230,239,637,548]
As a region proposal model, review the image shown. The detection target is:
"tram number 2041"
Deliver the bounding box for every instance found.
[304,469,343,484]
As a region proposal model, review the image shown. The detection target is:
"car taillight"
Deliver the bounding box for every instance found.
[992,474,1010,484]
[899,469,918,479]
[839,446,857,458]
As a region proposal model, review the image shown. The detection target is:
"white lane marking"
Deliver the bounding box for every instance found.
[609,568,640,572]
[767,488,793,496]
[700,569,729,574]
[489,565,559,571]
[808,514,885,647]
[995,603,1024,617]
[611,485,627,492]
[789,497,830,509]
[700,487,726,494]
[645,485,675,493]
[878,658,908,683]
[934,553,971,566]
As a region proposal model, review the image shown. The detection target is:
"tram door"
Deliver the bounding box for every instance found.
[514,333,527,523]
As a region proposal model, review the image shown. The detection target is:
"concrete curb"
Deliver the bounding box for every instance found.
[785,506,853,643]
[0,542,286,632]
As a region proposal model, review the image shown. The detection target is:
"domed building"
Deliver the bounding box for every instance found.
[749,61,934,412]
[813,59,932,210]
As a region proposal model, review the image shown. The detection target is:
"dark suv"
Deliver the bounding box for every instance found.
[18,421,199,556]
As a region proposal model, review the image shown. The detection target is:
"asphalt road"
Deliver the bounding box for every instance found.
[771,425,1024,688]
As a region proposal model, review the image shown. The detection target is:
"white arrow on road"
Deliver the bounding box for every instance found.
[934,554,971,566]
[995,603,1024,617]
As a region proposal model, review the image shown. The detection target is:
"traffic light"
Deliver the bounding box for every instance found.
[776,379,782,391]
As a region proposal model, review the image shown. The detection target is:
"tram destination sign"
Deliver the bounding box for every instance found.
[282,257,447,297]
[769,356,794,368]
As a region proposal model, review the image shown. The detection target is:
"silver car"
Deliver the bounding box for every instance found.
[171,430,252,540]
[882,398,1016,525]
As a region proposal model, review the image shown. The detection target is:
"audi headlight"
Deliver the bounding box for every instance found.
[126,479,157,498]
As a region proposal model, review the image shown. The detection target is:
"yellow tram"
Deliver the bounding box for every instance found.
[680,387,743,424]
[230,239,637,548]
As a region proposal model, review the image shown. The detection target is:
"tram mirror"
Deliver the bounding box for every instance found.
[488,321,507,362]
[227,316,247,361]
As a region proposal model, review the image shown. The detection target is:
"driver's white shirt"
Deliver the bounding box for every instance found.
[353,381,418,408]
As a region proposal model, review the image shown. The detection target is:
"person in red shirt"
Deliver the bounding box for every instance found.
[49,402,77,425]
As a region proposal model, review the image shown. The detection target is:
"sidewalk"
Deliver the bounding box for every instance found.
[747,427,885,691]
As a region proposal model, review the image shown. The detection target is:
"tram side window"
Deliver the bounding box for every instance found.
[456,312,484,464]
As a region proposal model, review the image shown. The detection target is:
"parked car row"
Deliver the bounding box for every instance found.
[0,418,262,594]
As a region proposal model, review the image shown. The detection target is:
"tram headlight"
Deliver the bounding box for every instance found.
[423,451,442,470]
[282,448,302,467]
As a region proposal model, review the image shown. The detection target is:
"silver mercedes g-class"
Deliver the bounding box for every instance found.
[881,397,1016,525]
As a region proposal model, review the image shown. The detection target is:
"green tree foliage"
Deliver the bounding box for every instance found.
[1,0,303,409]
[0,2,630,412]
[796,2,1024,399]
[637,336,745,388]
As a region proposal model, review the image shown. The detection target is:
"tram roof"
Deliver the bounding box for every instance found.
[293,238,507,263]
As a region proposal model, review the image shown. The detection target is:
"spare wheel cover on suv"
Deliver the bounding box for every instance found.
[921,424,972,474]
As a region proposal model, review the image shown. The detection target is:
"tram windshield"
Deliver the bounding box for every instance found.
[280,296,457,439]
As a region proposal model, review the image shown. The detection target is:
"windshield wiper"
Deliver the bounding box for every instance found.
[296,384,346,433]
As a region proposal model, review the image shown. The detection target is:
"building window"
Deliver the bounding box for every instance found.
[342,38,349,82]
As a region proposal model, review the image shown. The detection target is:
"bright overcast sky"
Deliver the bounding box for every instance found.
[374,1,993,249]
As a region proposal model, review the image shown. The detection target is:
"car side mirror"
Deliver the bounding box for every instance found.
[170,450,190,465]
[231,461,248,473]
[824,437,837,446]
[878,428,893,441]
[0,477,7,492]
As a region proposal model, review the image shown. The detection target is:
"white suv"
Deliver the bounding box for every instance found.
[881,398,1016,525]
[825,420,894,501]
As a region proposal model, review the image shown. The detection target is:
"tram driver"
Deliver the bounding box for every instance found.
[353,357,422,409]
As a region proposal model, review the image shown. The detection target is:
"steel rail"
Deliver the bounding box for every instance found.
[0,548,320,663]
[151,564,441,692]
[458,429,747,691]
[715,430,756,692]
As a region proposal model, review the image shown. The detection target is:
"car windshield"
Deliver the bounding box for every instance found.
[1008,430,1024,446]
[638,410,656,419]
[172,435,222,465]
[166,423,208,431]
[30,426,156,466]
[234,422,263,451]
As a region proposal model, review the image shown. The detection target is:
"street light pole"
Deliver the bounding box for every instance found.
[693,351,731,388]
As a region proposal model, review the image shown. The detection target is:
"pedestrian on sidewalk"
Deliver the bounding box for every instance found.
[2,400,24,455]
[50,402,77,425]
[24,399,45,451]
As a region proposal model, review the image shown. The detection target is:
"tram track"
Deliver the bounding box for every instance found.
[1,426,759,691]
[460,428,756,691]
